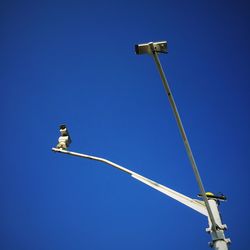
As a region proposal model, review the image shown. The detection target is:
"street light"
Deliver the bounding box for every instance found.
[134,41,230,249]
[52,41,230,249]
[51,144,228,249]
[52,146,208,216]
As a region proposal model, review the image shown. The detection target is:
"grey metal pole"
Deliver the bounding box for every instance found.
[52,147,209,216]
[148,43,230,249]
[206,198,230,250]
[148,43,218,232]
[52,147,136,175]
[52,146,230,248]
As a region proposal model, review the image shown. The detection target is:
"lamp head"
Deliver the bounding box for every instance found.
[135,41,168,55]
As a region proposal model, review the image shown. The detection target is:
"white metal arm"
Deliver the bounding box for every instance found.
[52,147,208,217]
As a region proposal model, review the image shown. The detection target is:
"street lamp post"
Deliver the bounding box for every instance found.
[51,147,209,219]
[135,41,230,249]
[52,41,230,249]
[52,146,229,249]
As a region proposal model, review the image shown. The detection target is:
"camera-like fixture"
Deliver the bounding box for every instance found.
[56,124,72,150]
[135,41,168,55]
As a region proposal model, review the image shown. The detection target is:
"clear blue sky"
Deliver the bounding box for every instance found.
[1,1,250,249]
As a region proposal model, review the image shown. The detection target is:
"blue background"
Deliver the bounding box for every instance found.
[1,1,249,249]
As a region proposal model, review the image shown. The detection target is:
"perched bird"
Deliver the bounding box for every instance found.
[56,124,72,150]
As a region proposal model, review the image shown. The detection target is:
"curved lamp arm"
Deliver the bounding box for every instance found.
[52,147,208,217]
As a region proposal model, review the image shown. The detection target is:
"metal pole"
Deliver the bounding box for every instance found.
[52,147,208,216]
[52,147,136,175]
[149,43,218,232]
[206,199,230,249]
[52,146,230,249]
